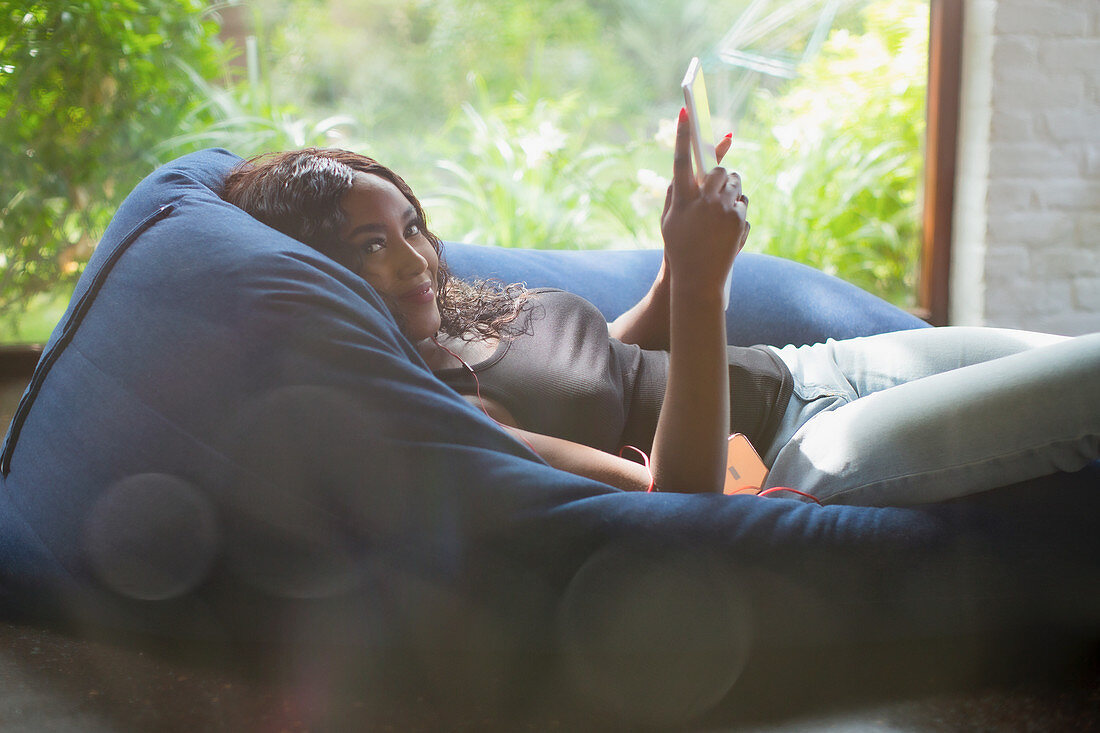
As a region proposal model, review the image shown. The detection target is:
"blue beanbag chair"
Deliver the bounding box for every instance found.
[2,149,1097,726]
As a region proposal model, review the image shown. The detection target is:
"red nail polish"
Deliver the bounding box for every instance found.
[679,107,687,122]
[724,132,733,139]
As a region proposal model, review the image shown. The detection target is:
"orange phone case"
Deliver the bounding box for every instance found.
[724,433,768,495]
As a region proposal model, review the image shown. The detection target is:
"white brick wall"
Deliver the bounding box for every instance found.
[951,0,1100,335]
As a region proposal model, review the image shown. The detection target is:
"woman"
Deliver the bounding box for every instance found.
[222,109,1100,505]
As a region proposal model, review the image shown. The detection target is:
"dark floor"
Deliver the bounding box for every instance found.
[2,619,1099,732]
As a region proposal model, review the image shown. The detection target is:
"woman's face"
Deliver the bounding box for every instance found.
[340,172,441,342]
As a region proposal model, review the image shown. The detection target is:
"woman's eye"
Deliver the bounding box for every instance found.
[406,223,421,238]
[359,240,384,255]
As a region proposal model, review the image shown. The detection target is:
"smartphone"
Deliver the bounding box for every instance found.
[724,433,769,495]
[681,57,717,186]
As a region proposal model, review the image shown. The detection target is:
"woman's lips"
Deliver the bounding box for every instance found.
[399,281,435,305]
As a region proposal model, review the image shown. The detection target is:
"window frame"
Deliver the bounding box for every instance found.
[918,0,963,325]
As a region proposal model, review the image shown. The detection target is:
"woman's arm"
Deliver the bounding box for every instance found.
[480,117,746,494]
[649,109,748,493]
[507,425,655,491]
[607,259,671,350]
[607,134,733,352]
[463,394,653,491]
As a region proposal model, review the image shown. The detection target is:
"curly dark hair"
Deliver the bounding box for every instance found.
[220,148,526,340]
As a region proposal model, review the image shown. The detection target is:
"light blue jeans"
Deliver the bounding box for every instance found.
[761,328,1100,506]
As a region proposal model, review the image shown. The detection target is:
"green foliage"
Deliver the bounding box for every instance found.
[262,0,615,135]
[402,0,928,312]
[0,0,230,334]
[155,61,362,160]
[418,87,658,250]
[736,0,927,306]
[259,0,747,144]
[289,0,923,305]
[1,0,929,342]
[605,0,747,113]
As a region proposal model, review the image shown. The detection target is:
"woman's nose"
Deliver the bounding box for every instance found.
[392,239,428,279]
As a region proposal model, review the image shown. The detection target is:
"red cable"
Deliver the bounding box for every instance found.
[758,486,823,505]
[432,337,538,454]
[619,445,656,493]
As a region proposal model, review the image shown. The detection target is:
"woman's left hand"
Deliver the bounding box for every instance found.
[716,133,732,165]
[715,133,749,255]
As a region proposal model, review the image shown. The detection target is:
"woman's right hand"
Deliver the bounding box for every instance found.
[660,108,749,290]
[607,121,744,351]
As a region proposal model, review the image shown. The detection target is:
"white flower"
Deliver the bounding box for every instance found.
[518,121,568,168]
[655,117,678,150]
[636,168,669,197]
[772,123,798,151]
[631,168,670,216]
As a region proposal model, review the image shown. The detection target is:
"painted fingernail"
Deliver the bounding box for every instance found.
[724,133,733,139]
[679,107,687,122]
